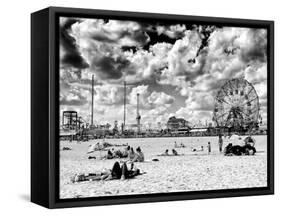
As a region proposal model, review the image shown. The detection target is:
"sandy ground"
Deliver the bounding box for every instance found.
[60,136,267,199]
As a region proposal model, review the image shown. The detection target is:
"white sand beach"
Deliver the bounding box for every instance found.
[60,136,267,199]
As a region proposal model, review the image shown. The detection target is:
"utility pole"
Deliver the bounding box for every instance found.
[136,93,141,134]
[91,74,94,127]
[123,81,126,129]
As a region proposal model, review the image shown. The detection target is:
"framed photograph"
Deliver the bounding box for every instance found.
[31,7,274,208]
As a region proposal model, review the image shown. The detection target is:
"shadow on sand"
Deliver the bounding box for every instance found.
[19,194,30,202]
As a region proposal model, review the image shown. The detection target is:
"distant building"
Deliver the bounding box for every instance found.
[167,116,190,130]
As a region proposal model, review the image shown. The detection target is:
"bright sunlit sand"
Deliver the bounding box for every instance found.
[60,135,267,199]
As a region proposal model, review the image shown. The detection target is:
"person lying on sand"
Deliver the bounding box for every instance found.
[103,149,123,160]
[157,149,184,156]
[88,146,130,160]
[87,142,107,153]
[159,149,169,156]
[191,146,204,152]
[71,161,142,183]
[113,146,130,159]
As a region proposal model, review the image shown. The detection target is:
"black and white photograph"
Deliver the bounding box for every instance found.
[59,16,268,199]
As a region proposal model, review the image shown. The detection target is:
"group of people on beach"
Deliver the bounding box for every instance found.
[88,141,128,152]
[73,145,146,183]
[88,142,145,162]
[72,133,257,184]
[72,161,142,183]
[159,149,179,156]
[104,146,145,162]
[173,133,256,156]
[204,133,256,156]
[174,141,185,148]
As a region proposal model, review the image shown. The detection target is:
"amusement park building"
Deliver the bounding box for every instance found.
[167,116,190,130]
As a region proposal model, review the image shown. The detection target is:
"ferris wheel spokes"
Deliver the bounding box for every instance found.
[213,78,260,131]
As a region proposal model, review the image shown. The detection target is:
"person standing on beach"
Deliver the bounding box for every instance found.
[207,142,211,154]
[218,134,223,153]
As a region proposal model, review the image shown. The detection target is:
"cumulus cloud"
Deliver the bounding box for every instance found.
[148,91,175,105]
[128,85,174,110]
[60,86,89,106]
[60,17,268,126]
[156,24,187,39]
[94,84,124,106]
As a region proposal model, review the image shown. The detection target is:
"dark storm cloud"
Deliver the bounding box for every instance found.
[90,25,150,47]
[91,33,117,43]
[121,46,138,53]
[91,55,131,80]
[60,19,89,69]
[143,30,178,50]
[240,29,267,63]
[196,25,216,57]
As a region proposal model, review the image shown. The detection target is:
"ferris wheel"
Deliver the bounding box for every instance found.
[213,78,260,130]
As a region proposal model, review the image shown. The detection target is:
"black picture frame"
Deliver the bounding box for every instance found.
[31,6,274,209]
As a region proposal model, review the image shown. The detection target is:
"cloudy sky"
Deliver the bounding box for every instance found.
[59,17,268,128]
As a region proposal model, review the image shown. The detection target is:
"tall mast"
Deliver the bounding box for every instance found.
[91,74,94,126]
[136,93,141,134]
[123,81,126,127]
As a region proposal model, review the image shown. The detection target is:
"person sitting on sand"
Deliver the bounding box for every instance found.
[128,147,136,161]
[172,149,178,156]
[158,149,184,156]
[175,142,185,148]
[71,161,141,182]
[131,147,145,162]
[244,135,255,146]
[94,142,102,150]
[122,146,130,158]
[106,149,114,159]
